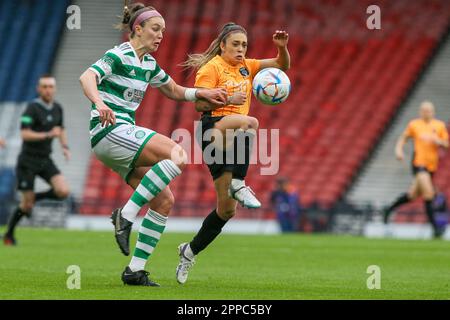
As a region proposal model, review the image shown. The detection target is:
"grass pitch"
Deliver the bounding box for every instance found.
[0,228,449,300]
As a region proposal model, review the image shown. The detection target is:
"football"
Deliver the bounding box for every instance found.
[252,68,291,105]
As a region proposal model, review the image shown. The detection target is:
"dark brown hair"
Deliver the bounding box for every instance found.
[39,73,54,79]
[181,22,248,70]
[116,2,157,38]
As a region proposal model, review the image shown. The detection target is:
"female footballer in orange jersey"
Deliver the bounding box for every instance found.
[384,102,449,238]
[175,23,290,284]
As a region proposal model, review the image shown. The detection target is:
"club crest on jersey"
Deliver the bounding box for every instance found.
[47,115,53,122]
[135,130,146,139]
[239,67,249,77]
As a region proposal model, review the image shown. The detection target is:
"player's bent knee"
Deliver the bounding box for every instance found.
[168,145,187,172]
[423,192,435,201]
[249,117,259,130]
[217,208,236,220]
[240,117,258,131]
[177,150,188,171]
[22,202,34,213]
[407,191,416,200]
[56,188,70,199]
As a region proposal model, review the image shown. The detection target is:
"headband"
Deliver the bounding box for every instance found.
[132,10,162,30]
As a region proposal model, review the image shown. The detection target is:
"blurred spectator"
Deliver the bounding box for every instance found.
[270,177,301,233]
[0,137,5,148]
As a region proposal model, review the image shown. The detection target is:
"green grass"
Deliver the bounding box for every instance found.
[0,228,449,299]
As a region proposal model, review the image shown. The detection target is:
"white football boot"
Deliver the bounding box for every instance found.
[228,179,261,209]
[176,243,196,284]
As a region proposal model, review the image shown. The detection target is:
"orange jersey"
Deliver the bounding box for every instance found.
[404,118,449,172]
[195,55,261,117]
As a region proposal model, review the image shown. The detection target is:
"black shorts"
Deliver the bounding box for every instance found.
[16,154,61,191]
[197,114,233,180]
[411,165,434,178]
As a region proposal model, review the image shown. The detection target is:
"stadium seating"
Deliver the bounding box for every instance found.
[0,0,69,102]
[81,0,450,217]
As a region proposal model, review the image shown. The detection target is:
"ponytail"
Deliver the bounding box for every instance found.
[115,1,156,38]
[181,22,247,70]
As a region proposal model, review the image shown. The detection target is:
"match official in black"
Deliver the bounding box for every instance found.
[3,74,70,245]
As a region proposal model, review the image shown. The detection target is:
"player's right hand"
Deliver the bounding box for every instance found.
[96,102,116,127]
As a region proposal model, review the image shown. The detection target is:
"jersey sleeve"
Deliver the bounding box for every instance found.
[58,105,64,129]
[149,64,171,88]
[195,63,219,89]
[246,59,262,79]
[89,51,120,84]
[20,104,35,130]
[403,121,415,138]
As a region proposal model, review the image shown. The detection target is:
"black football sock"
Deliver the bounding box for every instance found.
[232,131,254,180]
[5,207,28,237]
[35,189,59,201]
[189,209,227,255]
[424,200,438,233]
[384,193,410,223]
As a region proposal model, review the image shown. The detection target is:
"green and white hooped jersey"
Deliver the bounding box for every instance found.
[89,42,171,148]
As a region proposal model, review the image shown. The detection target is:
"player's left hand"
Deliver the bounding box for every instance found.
[63,148,71,162]
[273,30,289,47]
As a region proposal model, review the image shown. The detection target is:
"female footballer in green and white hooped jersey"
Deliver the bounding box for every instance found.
[79,2,227,287]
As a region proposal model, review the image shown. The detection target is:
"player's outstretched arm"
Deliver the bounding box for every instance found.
[158,79,227,106]
[259,30,291,71]
[79,69,116,127]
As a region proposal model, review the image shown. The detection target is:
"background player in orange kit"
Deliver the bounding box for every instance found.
[384,101,449,238]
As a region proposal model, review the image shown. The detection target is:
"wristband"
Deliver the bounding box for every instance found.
[184,88,198,102]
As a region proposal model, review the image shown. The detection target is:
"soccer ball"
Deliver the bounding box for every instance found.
[252,68,291,105]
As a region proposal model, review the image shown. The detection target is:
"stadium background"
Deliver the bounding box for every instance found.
[0,0,449,238]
